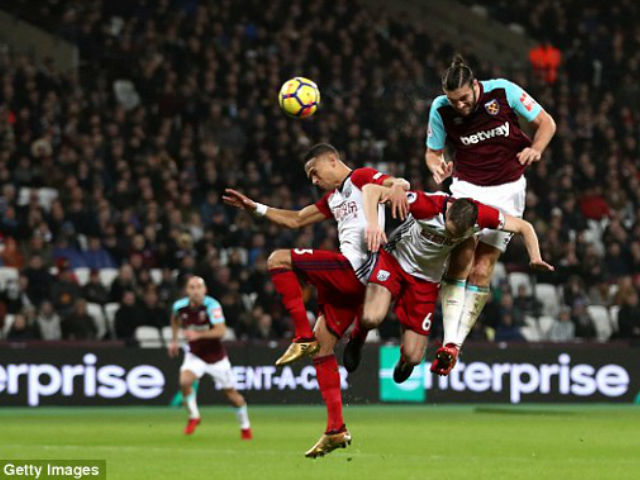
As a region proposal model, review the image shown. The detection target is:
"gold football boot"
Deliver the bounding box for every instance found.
[305,430,352,458]
[274,340,320,366]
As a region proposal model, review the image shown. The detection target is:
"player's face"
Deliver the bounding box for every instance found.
[445,81,477,116]
[186,278,206,304]
[305,155,337,191]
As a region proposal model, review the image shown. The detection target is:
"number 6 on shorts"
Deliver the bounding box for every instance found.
[421,313,432,333]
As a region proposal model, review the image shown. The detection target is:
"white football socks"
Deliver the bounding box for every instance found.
[455,284,490,346]
[441,279,467,346]
[235,404,251,430]
[184,391,200,419]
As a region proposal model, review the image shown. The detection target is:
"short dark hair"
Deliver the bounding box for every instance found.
[303,143,339,162]
[447,198,478,235]
[442,54,474,91]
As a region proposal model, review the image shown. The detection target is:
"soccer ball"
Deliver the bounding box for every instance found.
[278,77,320,119]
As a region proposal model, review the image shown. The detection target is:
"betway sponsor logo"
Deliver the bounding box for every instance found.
[425,354,629,403]
[460,121,509,145]
[0,354,165,406]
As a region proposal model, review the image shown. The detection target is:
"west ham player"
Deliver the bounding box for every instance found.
[425,55,556,372]
[223,143,409,457]
[168,276,252,439]
[345,184,553,382]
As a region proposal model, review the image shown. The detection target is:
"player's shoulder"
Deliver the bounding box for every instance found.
[408,190,448,217]
[203,295,221,308]
[172,297,189,312]
[481,78,521,95]
[430,95,450,113]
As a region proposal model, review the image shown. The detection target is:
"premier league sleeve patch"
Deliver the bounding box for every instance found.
[484,99,500,116]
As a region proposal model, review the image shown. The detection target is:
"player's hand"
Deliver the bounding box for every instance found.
[529,258,555,272]
[183,330,201,342]
[168,340,179,358]
[222,188,257,211]
[365,223,387,253]
[386,184,410,220]
[517,147,542,166]
[432,161,453,184]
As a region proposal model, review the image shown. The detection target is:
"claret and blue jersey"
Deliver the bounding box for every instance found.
[172,296,226,363]
[427,78,543,187]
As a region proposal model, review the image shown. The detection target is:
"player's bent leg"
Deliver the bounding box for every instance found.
[222,389,252,440]
[306,315,350,458]
[441,237,475,346]
[269,249,318,366]
[180,369,201,434]
[455,242,501,347]
[343,284,392,373]
[394,330,428,384]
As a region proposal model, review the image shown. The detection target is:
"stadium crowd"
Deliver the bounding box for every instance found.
[1,0,639,344]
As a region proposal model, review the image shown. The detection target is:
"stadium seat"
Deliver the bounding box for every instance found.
[104,303,120,339]
[609,305,620,333]
[38,188,59,211]
[0,267,19,291]
[587,305,611,341]
[365,329,381,343]
[520,325,540,342]
[149,269,163,285]
[523,315,538,328]
[491,262,507,287]
[508,272,532,296]
[538,315,555,338]
[74,268,90,286]
[86,302,108,340]
[241,293,258,311]
[222,327,236,341]
[1,314,15,339]
[535,283,560,317]
[99,268,119,288]
[134,326,163,348]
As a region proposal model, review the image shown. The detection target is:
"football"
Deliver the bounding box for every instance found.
[278,77,320,118]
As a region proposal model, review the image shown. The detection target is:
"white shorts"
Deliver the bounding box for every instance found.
[450,175,526,252]
[180,352,236,390]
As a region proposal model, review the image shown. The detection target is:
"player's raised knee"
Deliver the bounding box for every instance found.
[267,249,292,270]
[360,313,382,331]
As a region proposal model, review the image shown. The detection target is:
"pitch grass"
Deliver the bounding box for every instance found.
[1,405,639,480]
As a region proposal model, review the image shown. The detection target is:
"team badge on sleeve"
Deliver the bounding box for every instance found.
[484,99,500,116]
[377,270,390,282]
[519,92,536,112]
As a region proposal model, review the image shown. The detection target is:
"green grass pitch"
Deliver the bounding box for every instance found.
[1,405,639,480]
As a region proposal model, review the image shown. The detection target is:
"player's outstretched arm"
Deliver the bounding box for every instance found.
[381,177,411,220]
[517,109,556,166]
[502,215,554,272]
[168,314,179,358]
[223,188,326,229]
[425,148,453,184]
[362,184,389,252]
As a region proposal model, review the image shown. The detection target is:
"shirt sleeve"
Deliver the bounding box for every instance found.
[349,167,390,189]
[206,298,225,325]
[426,100,447,150]
[475,203,504,229]
[407,191,447,220]
[314,192,332,219]
[503,79,543,122]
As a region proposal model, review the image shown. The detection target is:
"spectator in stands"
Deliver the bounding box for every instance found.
[0,237,24,268]
[84,237,117,269]
[7,312,39,341]
[82,269,110,305]
[23,255,52,305]
[617,289,640,340]
[548,306,575,342]
[156,268,178,308]
[250,308,278,341]
[571,299,596,340]
[498,292,524,327]
[36,300,62,341]
[139,289,167,329]
[50,269,81,314]
[114,290,141,341]
[513,284,542,318]
[1,275,34,314]
[61,298,96,340]
[494,314,525,343]
[109,264,137,303]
